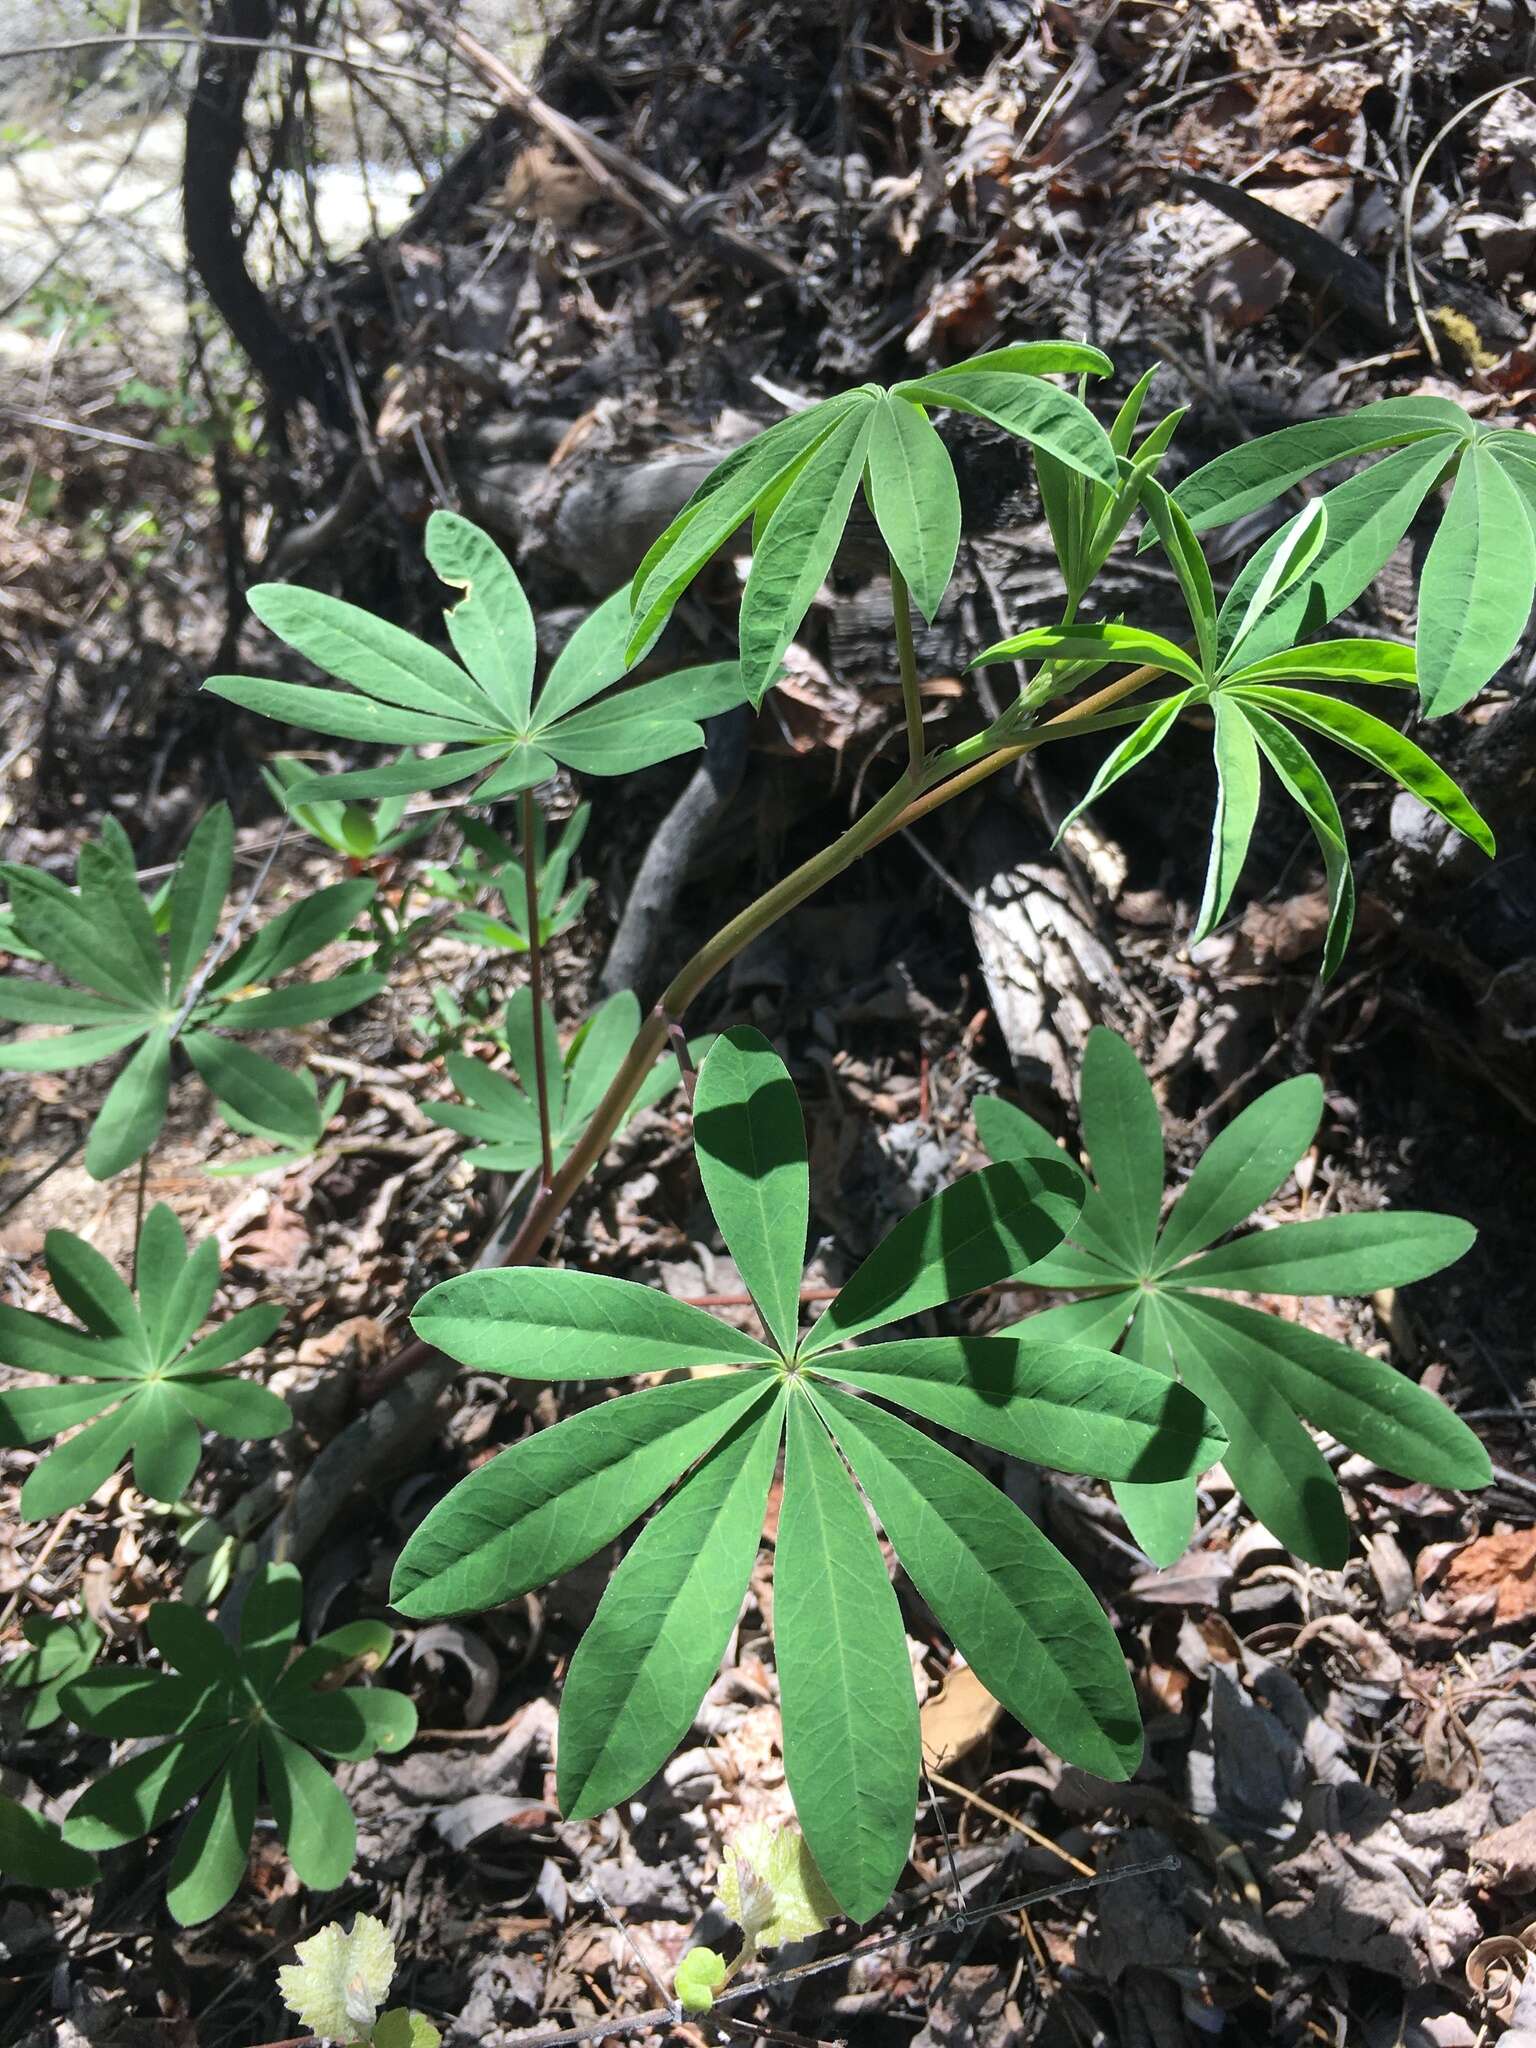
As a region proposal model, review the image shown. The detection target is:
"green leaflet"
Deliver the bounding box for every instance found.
[390,1374,780,1618]
[806,1334,1225,1480]
[1238,702,1355,981]
[0,1204,289,1519]
[740,404,877,704]
[1192,697,1261,943]
[1229,685,1494,856]
[800,1157,1084,1354]
[694,1027,809,1354]
[1077,1027,1164,1273]
[559,1390,785,1818]
[864,395,961,621]
[166,804,234,999]
[1213,437,1460,670]
[425,508,537,729]
[1173,398,1472,531]
[1223,639,1416,691]
[61,1562,411,1925]
[85,1027,171,1179]
[1141,480,1217,676]
[969,623,1205,691]
[814,1385,1142,1781]
[410,1267,779,1377]
[1221,499,1328,664]
[1417,442,1536,717]
[1154,1075,1324,1269]
[895,370,1118,487]
[775,1391,918,1922]
[1111,1295,1198,1566]
[1052,690,1195,842]
[212,525,748,807]
[0,1795,98,1890]
[1167,1209,1476,1294]
[1156,1290,1349,1567]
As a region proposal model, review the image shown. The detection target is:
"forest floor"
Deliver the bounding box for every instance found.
[4,2,1536,2045]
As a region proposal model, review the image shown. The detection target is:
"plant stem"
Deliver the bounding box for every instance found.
[503,651,1172,1266]
[519,788,556,1192]
[881,655,1168,841]
[503,766,923,1263]
[889,558,926,777]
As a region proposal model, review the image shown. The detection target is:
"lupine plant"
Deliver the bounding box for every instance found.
[393,1027,1227,1917]
[0,1204,289,1518]
[0,340,1518,1932]
[0,804,383,1175]
[978,1029,1488,1568]
[59,1562,415,1924]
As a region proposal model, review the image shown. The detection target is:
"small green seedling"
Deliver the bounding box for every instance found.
[676,1820,836,2012]
[279,1910,441,2048]
[0,1203,290,1519]
[207,511,747,805]
[261,754,432,861]
[0,1613,103,1730]
[0,805,384,1176]
[0,1795,97,1891]
[392,1027,1226,1922]
[429,806,593,955]
[424,987,699,1175]
[979,1028,1489,1568]
[61,1562,416,1924]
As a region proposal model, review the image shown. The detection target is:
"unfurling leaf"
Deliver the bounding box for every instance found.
[675,1946,729,2014]
[279,1913,396,2039]
[718,1821,838,1951]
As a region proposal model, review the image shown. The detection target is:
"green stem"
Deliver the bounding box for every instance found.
[503,767,923,1264]
[502,649,1176,1268]
[519,788,555,1193]
[889,558,926,777]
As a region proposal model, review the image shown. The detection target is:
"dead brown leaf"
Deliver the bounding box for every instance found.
[920,1662,1003,1769]
[1443,1527,1536,1626]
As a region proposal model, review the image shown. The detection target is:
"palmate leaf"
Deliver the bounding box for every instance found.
[629,343,1119,702]
[394,1030,1227,1922]
[1174,399,1536,715]
[0,1203,288,1519]
[0,811,381,1177]
[981,1028,1489,1568]
[423,988,699,1176]
[207,515,749,807]
[61,1562,413,1925]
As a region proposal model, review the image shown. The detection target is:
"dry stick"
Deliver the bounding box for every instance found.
[519,790,557,1192]
[395,0,798,283]
[502,1856,1180,2048]
[0,30,497,101]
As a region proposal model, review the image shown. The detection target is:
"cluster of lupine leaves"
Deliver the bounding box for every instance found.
[0,344,1519,1940]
